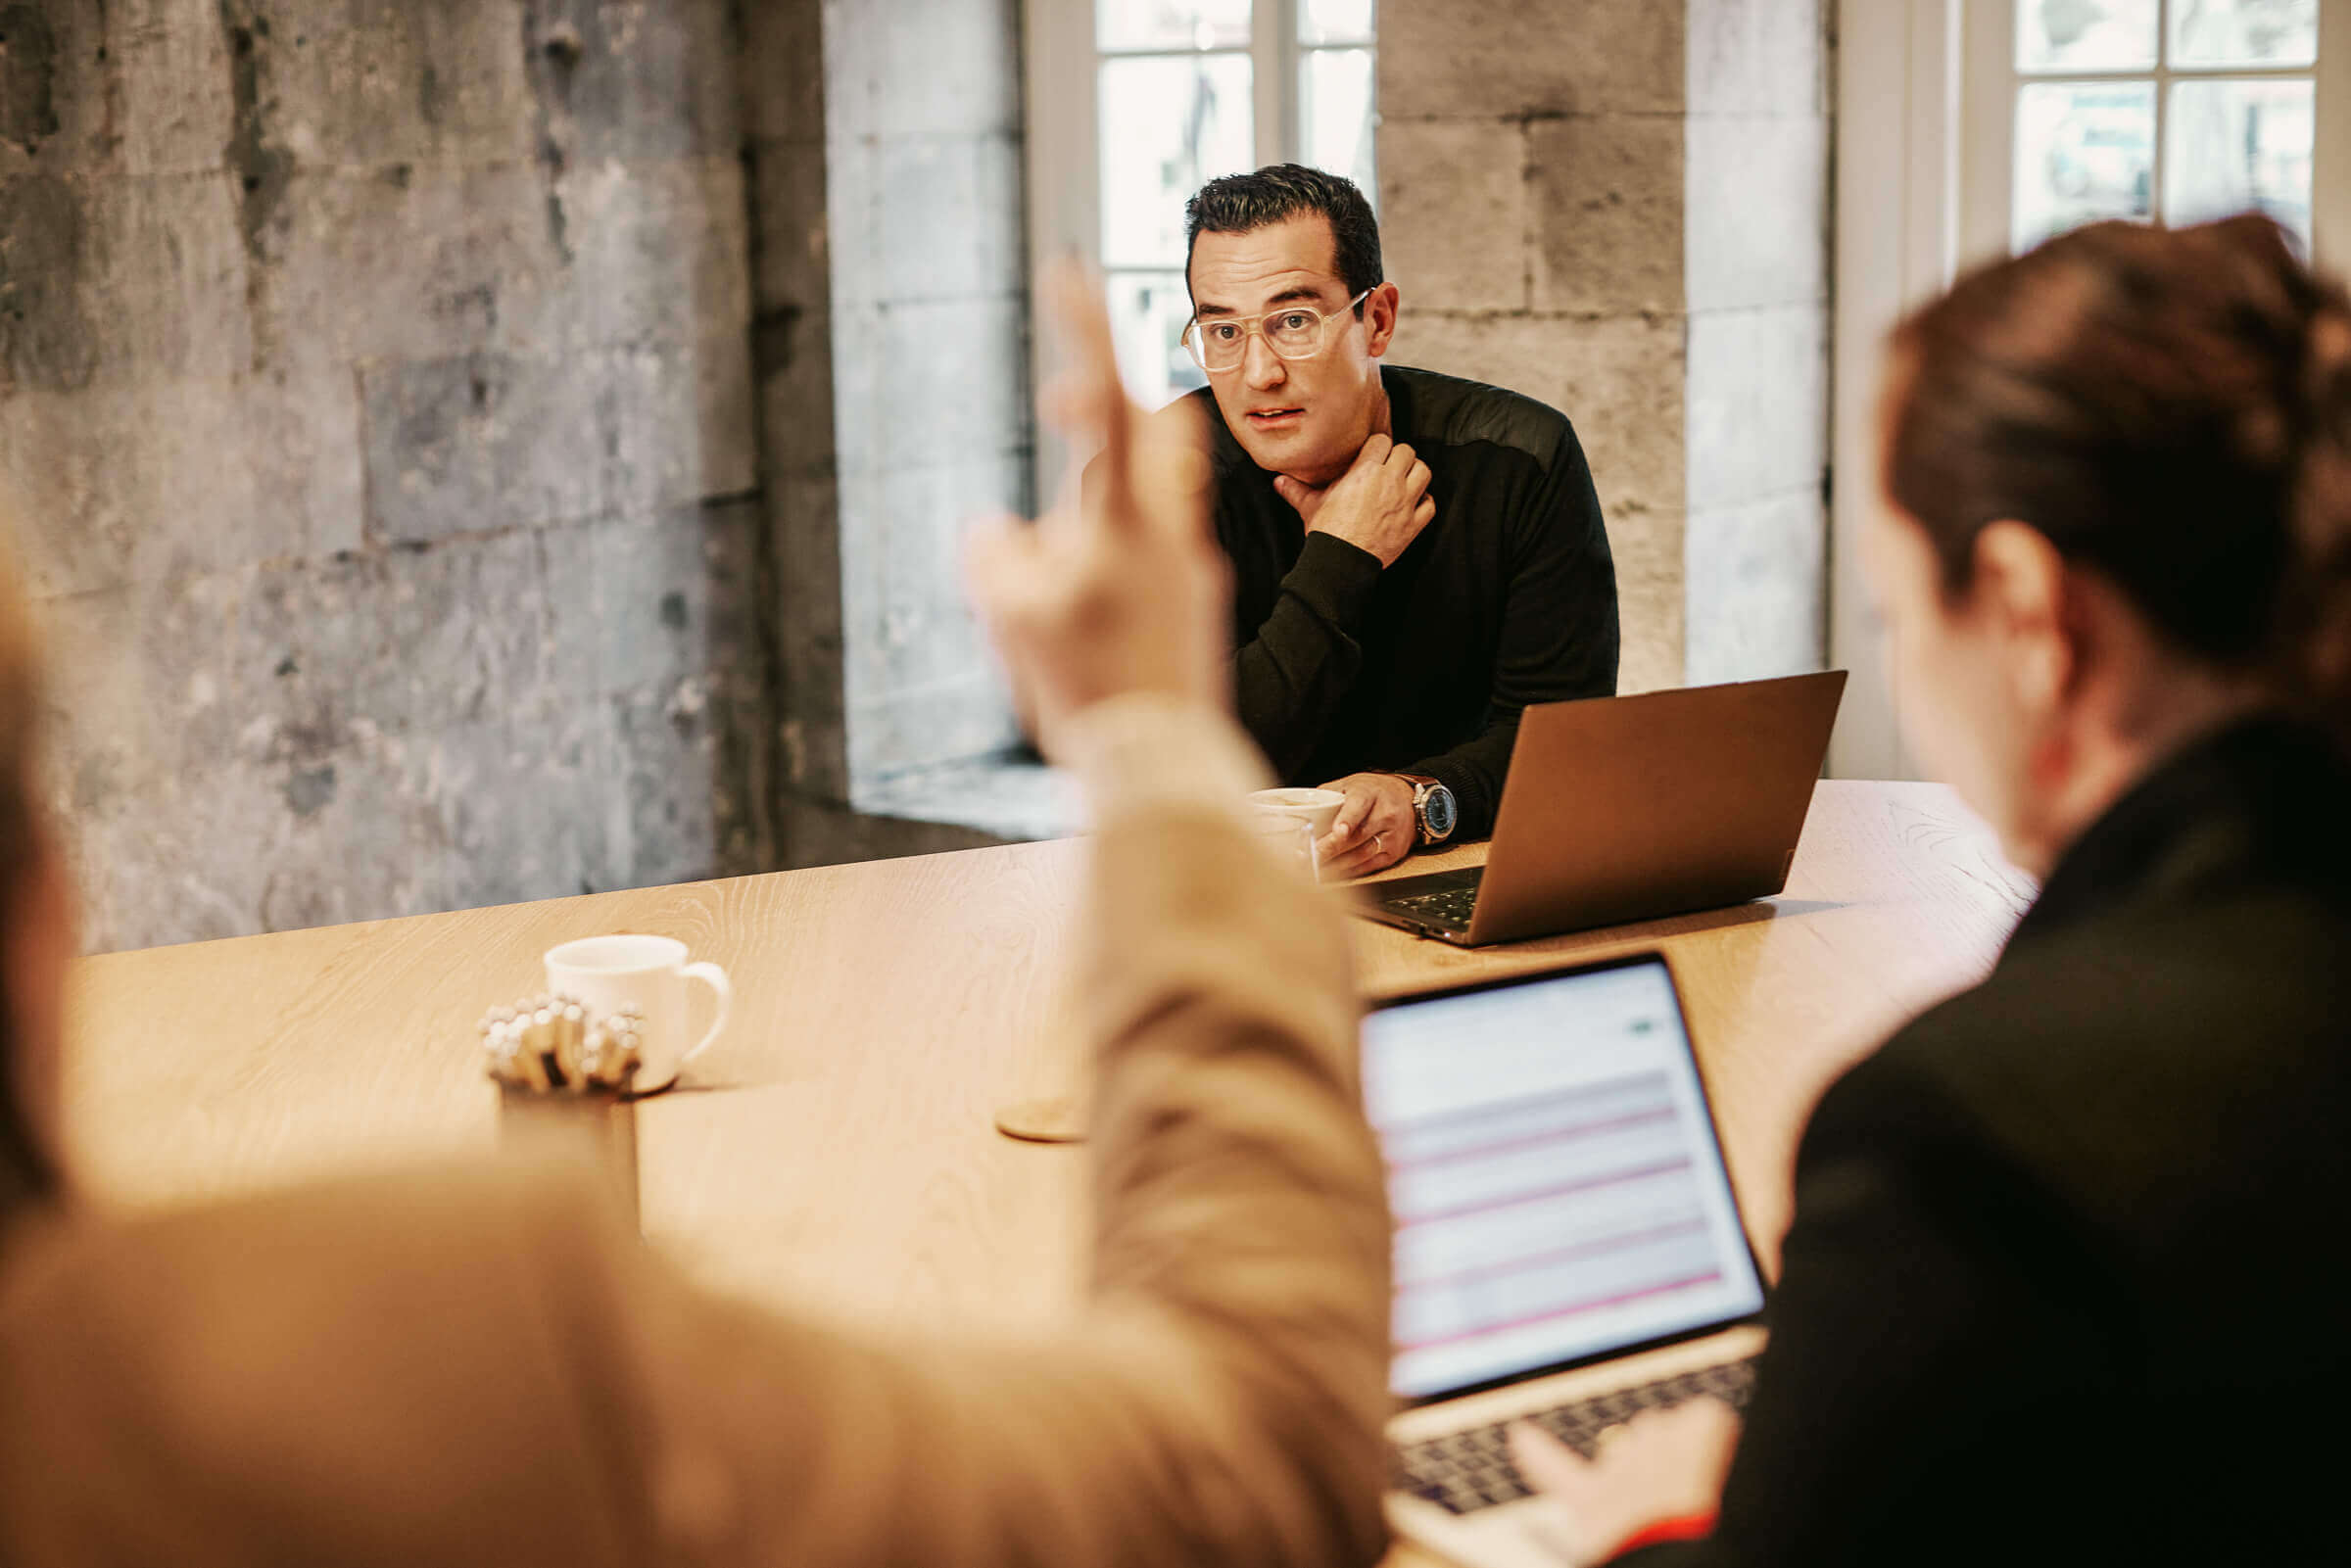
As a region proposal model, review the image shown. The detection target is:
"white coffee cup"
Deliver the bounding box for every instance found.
[543,934,732,1090]
[1248,785,1347,842]
[1245,808,1322,881]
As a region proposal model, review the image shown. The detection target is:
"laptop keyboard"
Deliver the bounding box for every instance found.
[1388,885,1480,927]
[1391,1356,1757,1517]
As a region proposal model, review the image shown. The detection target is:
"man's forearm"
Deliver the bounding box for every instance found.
[1233,535,1382,778]
[1402,715,1521,844]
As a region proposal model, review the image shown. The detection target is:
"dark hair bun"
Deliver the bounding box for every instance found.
[1887,214,2351,733]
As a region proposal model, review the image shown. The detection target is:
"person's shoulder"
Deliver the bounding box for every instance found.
[0,1153,639,1402]
[1152,387,1219,436]
[1821,892,2351,1227]
[0,1158,653,1554]
[1386,364,1576,473]
[1085,392,1241,506]
[1891,890,2351,1086]
[1163,385,1253,479]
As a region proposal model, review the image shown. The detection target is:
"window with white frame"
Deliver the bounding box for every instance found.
[1965,1,2346,260]
[1027,2,1378,414]
[1829,0,2347,782]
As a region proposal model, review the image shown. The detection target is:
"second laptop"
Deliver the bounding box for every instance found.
[1360,671,1847,946]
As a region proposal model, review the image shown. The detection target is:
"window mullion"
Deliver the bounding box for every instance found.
[1279,0,1303,164]
[2320,0,2351,264]
[1962,0,2018,261]
[1252,0,1290,166]
[2151,0,2170,219]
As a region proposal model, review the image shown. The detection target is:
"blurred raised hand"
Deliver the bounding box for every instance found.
[965,263,1230,759]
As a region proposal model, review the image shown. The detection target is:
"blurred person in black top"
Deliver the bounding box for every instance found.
[1502,215,2351,1565]
[1173,166,1619,878]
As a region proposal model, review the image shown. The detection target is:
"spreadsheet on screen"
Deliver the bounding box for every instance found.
[1363,961,1765,1400]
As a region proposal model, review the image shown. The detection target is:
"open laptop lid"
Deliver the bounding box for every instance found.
[1362,954,1766,1404]
[1466,670,1848,944]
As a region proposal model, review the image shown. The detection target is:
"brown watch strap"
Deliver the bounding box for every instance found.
[1388,774,1450,844]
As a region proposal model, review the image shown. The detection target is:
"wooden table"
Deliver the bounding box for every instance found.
[63,780,2034,1549]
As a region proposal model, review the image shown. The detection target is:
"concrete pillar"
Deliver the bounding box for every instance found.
[821,0,1032,800]
[737,0,1032,863]
[1377,0,1831,693]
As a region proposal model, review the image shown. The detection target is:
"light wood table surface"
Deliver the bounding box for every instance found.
[62,780,2034,1558]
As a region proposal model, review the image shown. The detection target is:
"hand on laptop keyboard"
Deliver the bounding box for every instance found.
[1392,1356,1751,1520]
[1509,1376,1742,1560]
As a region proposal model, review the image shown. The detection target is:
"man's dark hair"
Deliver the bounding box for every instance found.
[1183,164,1383,311]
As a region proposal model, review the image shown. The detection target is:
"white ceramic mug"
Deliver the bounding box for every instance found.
[543,934,732,1090]
[1245,809,1322,881]
[1248,785,1347,841]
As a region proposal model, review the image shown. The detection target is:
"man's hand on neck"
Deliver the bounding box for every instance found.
[1271,426,1435,569]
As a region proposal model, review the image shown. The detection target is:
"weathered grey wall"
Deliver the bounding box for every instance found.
[1,1,767,951]
[1376,0,1831,694]
[1,0,1825,952]
[823,0,1031,801]
[1684,0,1831,684]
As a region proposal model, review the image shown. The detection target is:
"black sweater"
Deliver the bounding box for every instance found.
[1631,717,2351,1566]
[1188,365,1619,838]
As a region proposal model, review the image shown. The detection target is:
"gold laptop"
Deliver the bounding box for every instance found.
[1364,672,1848,946]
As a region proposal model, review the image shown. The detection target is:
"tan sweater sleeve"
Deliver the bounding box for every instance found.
[629,796,1393,1568]
[0,720,1392,1568]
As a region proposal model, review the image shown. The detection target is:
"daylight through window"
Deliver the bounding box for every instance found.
[2012,0,2319,251]
[1094,1,1380,407]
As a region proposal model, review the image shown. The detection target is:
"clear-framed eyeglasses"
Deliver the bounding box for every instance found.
[1180,289,1373,374]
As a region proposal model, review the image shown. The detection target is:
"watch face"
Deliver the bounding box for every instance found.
[1423,784,1458,839]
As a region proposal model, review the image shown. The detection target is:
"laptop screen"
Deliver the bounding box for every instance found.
[1362,957,1765,1401]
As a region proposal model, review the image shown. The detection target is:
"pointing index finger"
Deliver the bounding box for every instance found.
[1044,260,1137,534]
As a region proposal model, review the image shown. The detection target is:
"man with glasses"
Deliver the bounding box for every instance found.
[1176,165,1619,879]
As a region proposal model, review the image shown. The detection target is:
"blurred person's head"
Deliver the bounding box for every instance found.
[0,538,66,1218]
[1183,165,1399,486]
[1875,215,2351,875]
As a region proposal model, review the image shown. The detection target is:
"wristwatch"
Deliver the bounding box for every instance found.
[1390,773,1459,846]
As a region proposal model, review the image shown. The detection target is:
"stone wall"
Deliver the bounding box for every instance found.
[1378,0,1690,694]
[0,1,766,950]
[0,0,1830,953]
[1683,0,1831,684]
[1376,0,1831,693]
